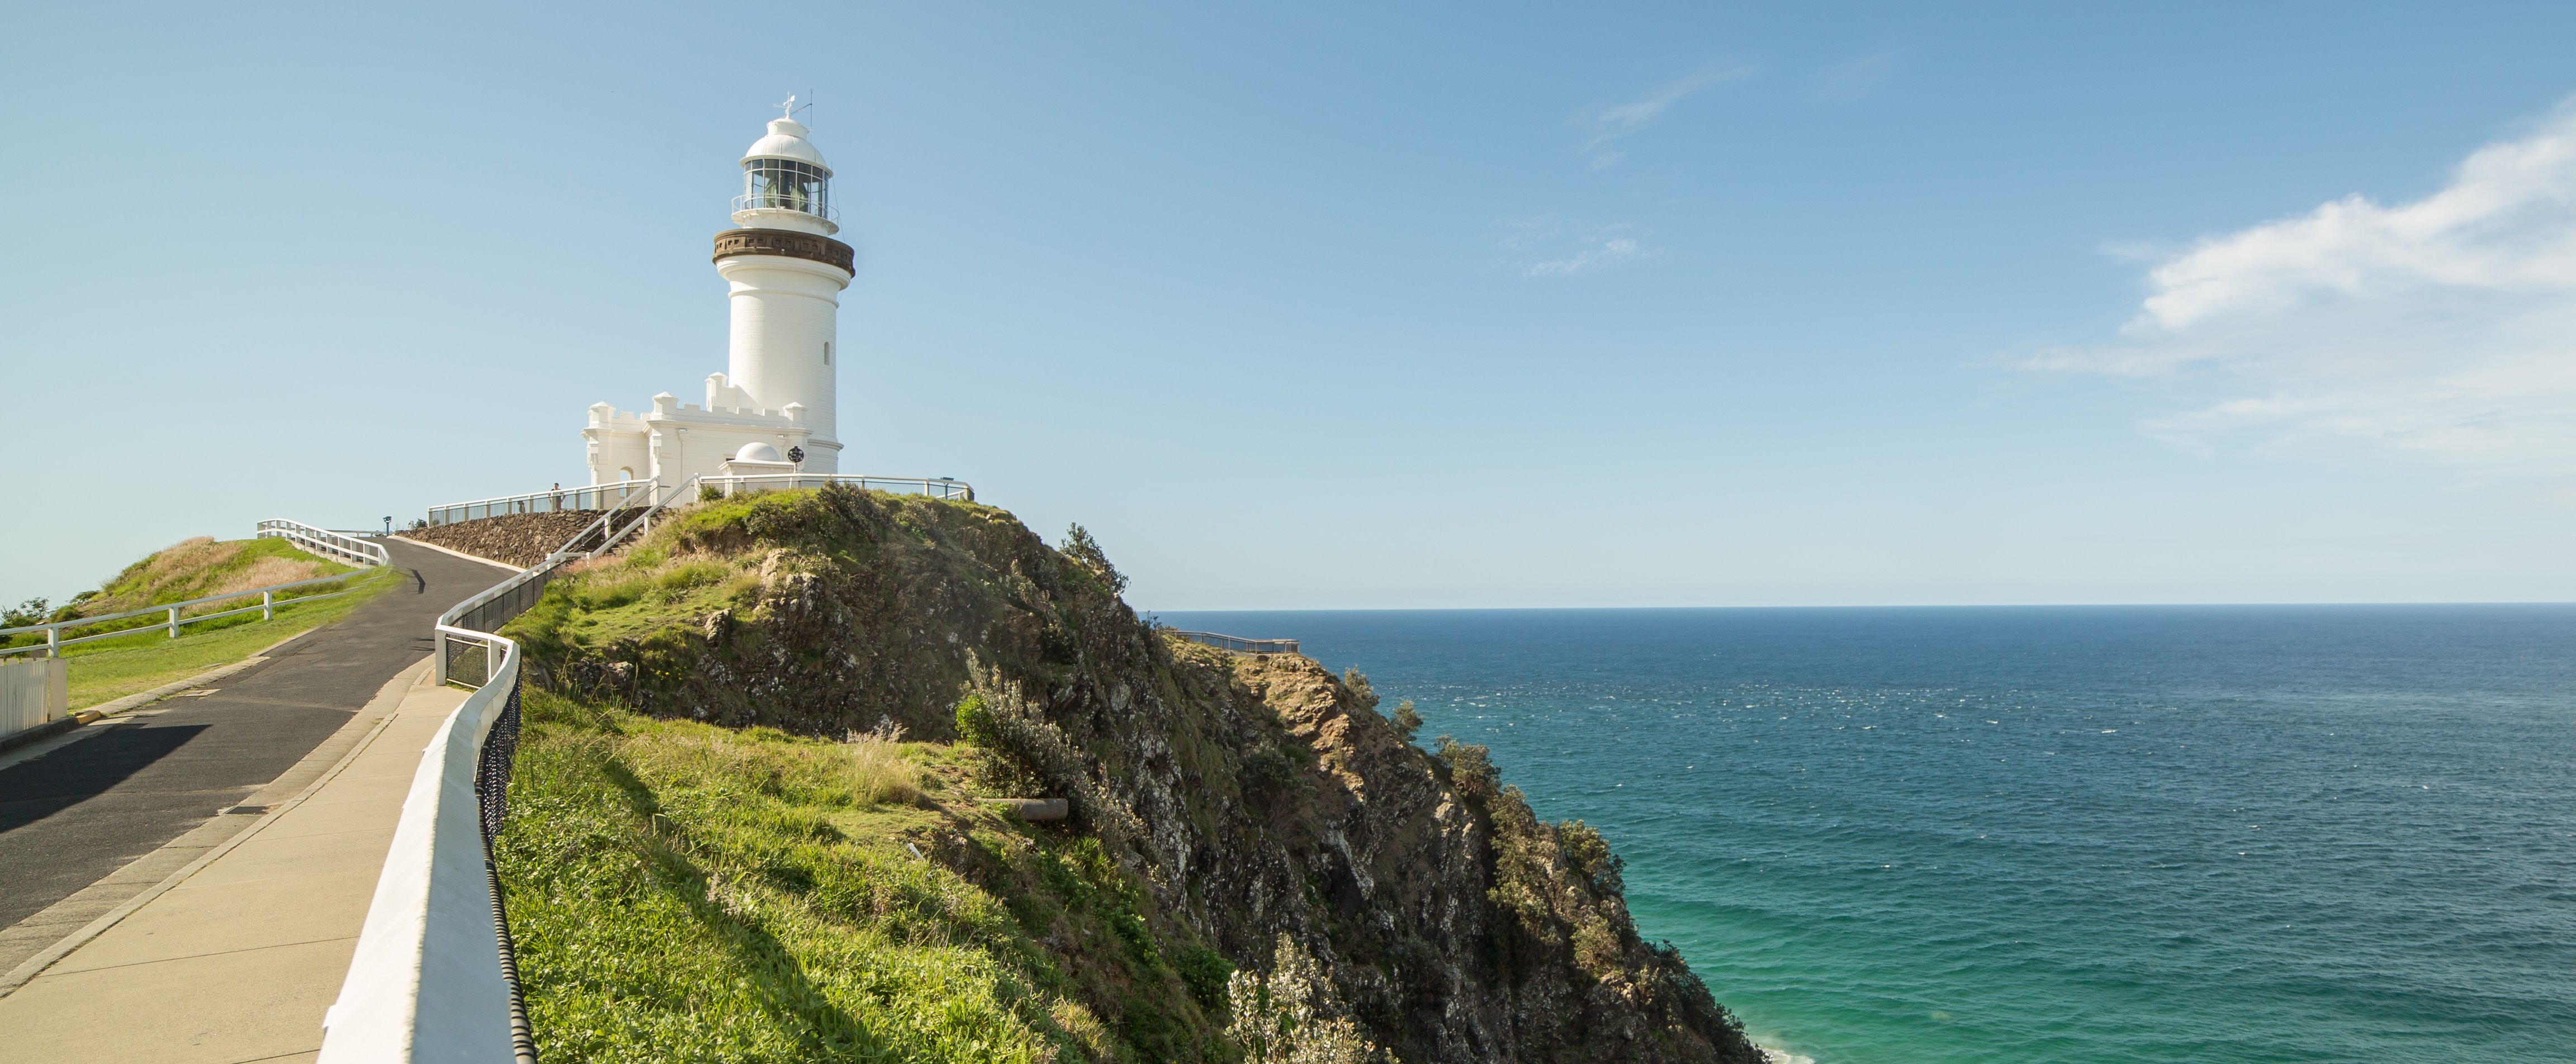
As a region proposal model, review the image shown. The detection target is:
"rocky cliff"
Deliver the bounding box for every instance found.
[504,486,1763,1063]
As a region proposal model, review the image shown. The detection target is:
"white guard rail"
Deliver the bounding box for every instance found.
[425,481,659,527]
[703,473,974,502]
[257,519,390,568]
[1172,630,1303,656]
[318,629,527,1064]
[324,474,710,1062]
[2,562,376,659]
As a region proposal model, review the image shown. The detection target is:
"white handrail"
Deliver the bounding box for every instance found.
[1172,630,1302,656]
[703,472,974,502]
[258,519,390,568]
[424,481,659,527]
[1,552,375,660]
[318,626,524,1064]
[329,473,722,1059]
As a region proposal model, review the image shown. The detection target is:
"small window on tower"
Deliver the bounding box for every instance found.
[823,341,832,365]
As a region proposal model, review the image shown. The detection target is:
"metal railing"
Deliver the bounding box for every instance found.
[432,476,698,683]
[1,559,376,659]
[319,491,692,1063]
[319,621,534,1064]
[327,474,713,1061]
[257,519,390,568]
[703,473,974,502]
[729,195,840,224]
[425,481,659,528]
[1171,630,1302,656]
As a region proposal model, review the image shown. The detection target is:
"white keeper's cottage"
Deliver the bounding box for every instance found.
[584,104,854,486]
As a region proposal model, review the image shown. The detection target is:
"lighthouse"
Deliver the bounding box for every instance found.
[583,103,857,486]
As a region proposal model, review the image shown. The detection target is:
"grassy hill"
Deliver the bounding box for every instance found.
[4,535,399,708]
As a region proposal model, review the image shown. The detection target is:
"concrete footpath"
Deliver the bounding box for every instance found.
[0,665,467,1062]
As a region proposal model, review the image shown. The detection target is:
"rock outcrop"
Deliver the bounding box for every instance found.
[506,485,1764,1064]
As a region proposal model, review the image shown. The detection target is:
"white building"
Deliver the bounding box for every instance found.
[585,107,855,486]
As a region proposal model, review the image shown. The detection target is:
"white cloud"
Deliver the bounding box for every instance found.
[1498,218,1662,277]
[1812,52,1898,103]
[1581,61,1756,164]
[2033,99,2576,481]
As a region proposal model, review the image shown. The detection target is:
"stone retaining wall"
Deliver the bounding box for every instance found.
[397,512,621,569]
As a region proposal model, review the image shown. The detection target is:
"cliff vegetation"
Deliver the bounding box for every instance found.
[498,486,1763,1063]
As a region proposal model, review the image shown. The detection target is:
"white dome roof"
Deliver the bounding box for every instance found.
[733,442,783,462]
[742,117,830,171]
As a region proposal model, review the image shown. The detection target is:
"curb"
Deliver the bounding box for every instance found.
[0,716,77,754]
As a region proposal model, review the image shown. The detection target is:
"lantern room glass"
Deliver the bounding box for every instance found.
[742,159,831,218]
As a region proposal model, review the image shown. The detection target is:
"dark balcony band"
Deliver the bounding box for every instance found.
[712,229,855,273]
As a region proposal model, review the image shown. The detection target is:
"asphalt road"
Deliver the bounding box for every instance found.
[0,540,505,931]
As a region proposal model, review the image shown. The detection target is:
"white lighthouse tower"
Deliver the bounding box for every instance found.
[583,102,858,486]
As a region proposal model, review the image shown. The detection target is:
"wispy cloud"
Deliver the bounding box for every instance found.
[1498,218,1663,277]
[1580,60,1756,164]
[1812,52,1898,103]
[2030,99,2576,482]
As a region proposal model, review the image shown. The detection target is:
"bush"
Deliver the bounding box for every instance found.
[1060,523,1128,596]
[1239,747,1295,798]
[1173,945,1234,1010]
[3,598,47,630]
[1389,700,1422,740]
[954,692,997,746]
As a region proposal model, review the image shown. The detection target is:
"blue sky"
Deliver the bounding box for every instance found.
[7,2,2576,609]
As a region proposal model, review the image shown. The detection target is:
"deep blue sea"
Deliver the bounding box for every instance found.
[1156,606,2576,1064]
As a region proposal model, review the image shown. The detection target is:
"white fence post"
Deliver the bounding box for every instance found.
[167,606,180,638]
[263,591,275,621]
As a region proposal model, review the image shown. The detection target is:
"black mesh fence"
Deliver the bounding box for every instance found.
[474,671,539,1063]
[454,569,559,635]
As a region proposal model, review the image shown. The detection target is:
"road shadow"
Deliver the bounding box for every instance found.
[0,723,211,834]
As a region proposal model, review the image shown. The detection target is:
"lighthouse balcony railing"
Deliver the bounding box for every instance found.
[703,473,974,502]
[424,481,661,527]
[729,193,839,223]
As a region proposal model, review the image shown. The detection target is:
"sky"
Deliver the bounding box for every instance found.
[6,2,2576,610]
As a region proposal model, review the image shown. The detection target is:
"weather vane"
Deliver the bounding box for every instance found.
[776,93,812,122]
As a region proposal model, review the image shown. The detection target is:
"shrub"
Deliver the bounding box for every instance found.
[1224,935,1389,1064]
[1389,700,1422,740]
[1174,946,1234,1010]
[1340,668,1379,712]
[1061,523,1128,596]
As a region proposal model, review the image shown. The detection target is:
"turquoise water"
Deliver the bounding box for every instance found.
[1157,607,2576,1063]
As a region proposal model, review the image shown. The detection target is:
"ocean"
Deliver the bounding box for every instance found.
[1154,606,2576,1064]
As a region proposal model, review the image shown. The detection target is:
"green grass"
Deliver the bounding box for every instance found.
[498,689,1229,1063]
[60,565,400,709]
